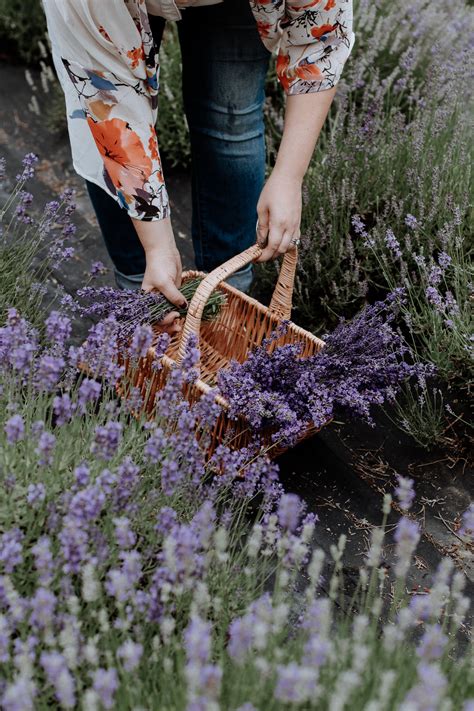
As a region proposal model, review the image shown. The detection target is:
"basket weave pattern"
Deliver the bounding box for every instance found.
[126,245,325,457]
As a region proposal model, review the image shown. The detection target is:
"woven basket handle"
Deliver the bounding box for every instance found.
[176,244,298,365]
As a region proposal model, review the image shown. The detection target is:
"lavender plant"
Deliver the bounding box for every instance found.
[0,155,76,326]
[0,309,472,709]
[218,291,432,447]
[259,0,473,352]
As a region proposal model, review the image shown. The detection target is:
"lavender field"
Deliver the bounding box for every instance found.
[0,0,473,709]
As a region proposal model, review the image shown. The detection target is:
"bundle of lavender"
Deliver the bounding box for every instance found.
[77,278,226,342]
[218,289,434,447]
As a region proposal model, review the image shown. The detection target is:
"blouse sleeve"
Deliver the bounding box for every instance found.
[278,0,354,95]
[43,0,169,221]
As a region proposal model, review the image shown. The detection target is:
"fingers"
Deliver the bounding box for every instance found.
[256,207,270,248]
[257,221,283,262]
[157,279,188,309]
[155,310,182,335]
[256,221,300,262]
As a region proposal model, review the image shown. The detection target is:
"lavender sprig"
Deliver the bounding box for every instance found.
[76,278,226,342]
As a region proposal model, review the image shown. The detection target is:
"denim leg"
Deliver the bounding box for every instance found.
[178,5,269,288]
[86,181,146,289]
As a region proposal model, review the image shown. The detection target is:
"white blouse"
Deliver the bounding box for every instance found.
[42,0,354,221]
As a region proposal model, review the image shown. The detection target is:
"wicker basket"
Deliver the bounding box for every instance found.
[125,244,326,458]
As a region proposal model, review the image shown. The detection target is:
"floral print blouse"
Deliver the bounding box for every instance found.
[42,0,354,222]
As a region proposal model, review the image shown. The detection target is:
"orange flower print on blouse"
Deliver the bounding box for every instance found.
[295,61,322,83]
[310,24,337,40]
[276,53,292,93]
[98,25,112,42]
[126,46,146,70]
[256,20,272,37]
[147,124,160,162]
[87,116,153,197]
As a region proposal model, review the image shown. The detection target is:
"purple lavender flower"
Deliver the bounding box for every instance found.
[59,517,89,574]
[34,354,64,392]
[113,517,136,549]
[394,517,421,577]
[274,663,318,703]
[40,651,76,709]
[77,378,101,412]
[404,662,447,709]
[116,640,143,672]
[74,318,123,382]
[129,323,153,359]
[405,213,419,229]
[69,484,106,523]
[437,251,452,269]
[385,229,402,258]
[16,152,38,181]
[91,667,119,708]
[4,414,24,444]
[351,214,367,236]
[394,475,415,512]
[89,260,108,277]
[227,615,255,664]
[1,677,36,711]
[218,293,428,446]
[35,431,56,467]
[425,286,444,311]
[53,393,74,426]
[91,421,122,461]
[161,456,184,496]
[428,264,443,286]
[73,462,90,488]
[155,506,178,536]
[184,616,212,664]
[144,426,166,464]
[444,290,459,316]
[458,503,474,544]
[0,528,24,573]
[45,311,72,349]
[179,333,200,384]
[32,536,55,585]
[278,494,304,533]
[15,190,34,224]
[29,588,57,630]
[416,624,448,661]
[27,483,46,507]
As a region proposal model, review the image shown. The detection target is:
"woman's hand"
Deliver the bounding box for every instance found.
[255,89,337,263]
[132,217,186,335]
[256,168,302,262]
[141,243,183,303]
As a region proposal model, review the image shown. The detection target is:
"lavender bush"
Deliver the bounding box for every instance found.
[0,155,76,326]
[0,306,473,709]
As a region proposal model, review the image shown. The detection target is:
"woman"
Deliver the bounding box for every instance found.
[42,0,354,310]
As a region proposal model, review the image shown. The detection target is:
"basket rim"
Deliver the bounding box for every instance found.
[181,269,325,349]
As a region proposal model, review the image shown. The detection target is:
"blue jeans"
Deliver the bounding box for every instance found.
[86,2,270,292]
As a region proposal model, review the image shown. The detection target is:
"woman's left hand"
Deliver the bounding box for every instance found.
[255,168,302,262]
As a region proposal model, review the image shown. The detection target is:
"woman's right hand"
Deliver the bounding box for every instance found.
[132,217,187,334]
[141,243,184,305]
